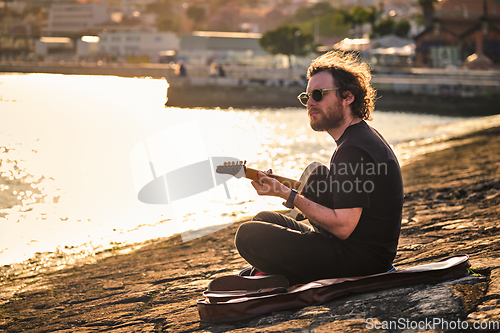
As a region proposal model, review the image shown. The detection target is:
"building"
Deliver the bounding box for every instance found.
[0,11,41,60]
[414,0,500,68]
[44,2,110,37]
[77,36,100,61]
[435,0,500,18]
[329,35,415,68]
[97,31,179,63]
[34,36,74,61]
[177,31,266,65]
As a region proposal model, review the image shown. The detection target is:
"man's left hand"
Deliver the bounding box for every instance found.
[251,172,290,199]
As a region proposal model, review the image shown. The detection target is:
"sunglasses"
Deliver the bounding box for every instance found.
[297,88,338,106]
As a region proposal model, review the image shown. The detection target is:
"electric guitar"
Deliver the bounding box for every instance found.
[216,161,329,219]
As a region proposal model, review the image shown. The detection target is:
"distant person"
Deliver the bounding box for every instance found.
[209,62,218,78]
[176,60,187,77]
[217,64,226,77]
[234,51,404,286]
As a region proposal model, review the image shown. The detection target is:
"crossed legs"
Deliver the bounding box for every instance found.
[235,211,348,285]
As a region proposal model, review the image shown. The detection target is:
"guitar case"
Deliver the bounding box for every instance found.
[197,255,470,323]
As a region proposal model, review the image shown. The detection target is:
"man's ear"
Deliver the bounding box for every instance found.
[343,91,355,106]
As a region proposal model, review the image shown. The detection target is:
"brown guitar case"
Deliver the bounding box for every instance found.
[197,255,470,323]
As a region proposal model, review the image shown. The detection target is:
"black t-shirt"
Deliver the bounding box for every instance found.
[314,121,403,272]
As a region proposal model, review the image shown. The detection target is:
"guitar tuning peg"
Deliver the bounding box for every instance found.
[224,162,227,166]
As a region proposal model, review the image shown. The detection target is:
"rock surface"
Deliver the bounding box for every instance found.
[1,127,500,332]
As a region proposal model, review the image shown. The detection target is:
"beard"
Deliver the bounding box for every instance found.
[309,100,345,132]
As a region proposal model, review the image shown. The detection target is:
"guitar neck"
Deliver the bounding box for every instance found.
[244,167,301,191]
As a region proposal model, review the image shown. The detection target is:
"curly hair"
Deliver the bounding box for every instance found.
[307,51,376,121]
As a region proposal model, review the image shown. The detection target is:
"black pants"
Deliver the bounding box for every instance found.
[235,211,357,286]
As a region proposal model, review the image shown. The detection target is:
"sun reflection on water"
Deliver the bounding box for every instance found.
[1,73,497,271]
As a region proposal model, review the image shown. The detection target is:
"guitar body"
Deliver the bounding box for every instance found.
[291,162,330,220]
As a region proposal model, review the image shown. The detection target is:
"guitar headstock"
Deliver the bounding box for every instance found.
[216,161,247,178]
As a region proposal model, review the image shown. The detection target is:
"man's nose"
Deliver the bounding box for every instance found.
[307,94,316,107]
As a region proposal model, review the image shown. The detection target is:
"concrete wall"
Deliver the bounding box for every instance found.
[166,78,304,109]
[165,78,500,116]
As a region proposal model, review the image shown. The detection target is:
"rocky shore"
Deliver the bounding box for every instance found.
[1,126,500,332]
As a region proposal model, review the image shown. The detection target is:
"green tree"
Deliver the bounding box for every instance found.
[348,5,374,37]
[156,17,179,32]
[186,5,206,25]
[294,1,336,23]
[373,17,395,37]
[147,0,178,32]
[367,5,383,32]
[260,25,313,59]
[395,19,411,38]
[300,11,350,40]
[350,5,372,26]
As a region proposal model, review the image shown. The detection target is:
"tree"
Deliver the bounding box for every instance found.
[260,25,313,59]
[286,4,350,41]
[156,17,179,32]
[300,11,350,40]
[348,5,374,37]
[350,5,372,26]
[186,5,206,27]
[147,0,178,32]
[367,5,383,33]
[395,19,411,38]
[418,0,438,28]
[294,1,336,23]
[373,17,395,37]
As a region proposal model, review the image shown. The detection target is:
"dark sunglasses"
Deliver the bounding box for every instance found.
[297,88,338,106]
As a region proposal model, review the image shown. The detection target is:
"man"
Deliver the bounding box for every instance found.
[234,51,404,286]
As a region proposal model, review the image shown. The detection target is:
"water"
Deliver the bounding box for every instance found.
[0,73,497,270]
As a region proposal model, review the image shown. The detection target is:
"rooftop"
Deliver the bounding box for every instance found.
[191,31,262,39]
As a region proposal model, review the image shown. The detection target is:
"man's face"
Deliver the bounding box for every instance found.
[306,71,345,132]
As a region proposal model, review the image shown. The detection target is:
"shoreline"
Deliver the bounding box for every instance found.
[2,69,499,115]
[2,115,500,277]
[1,121,500,331]
[394,114,500,166]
